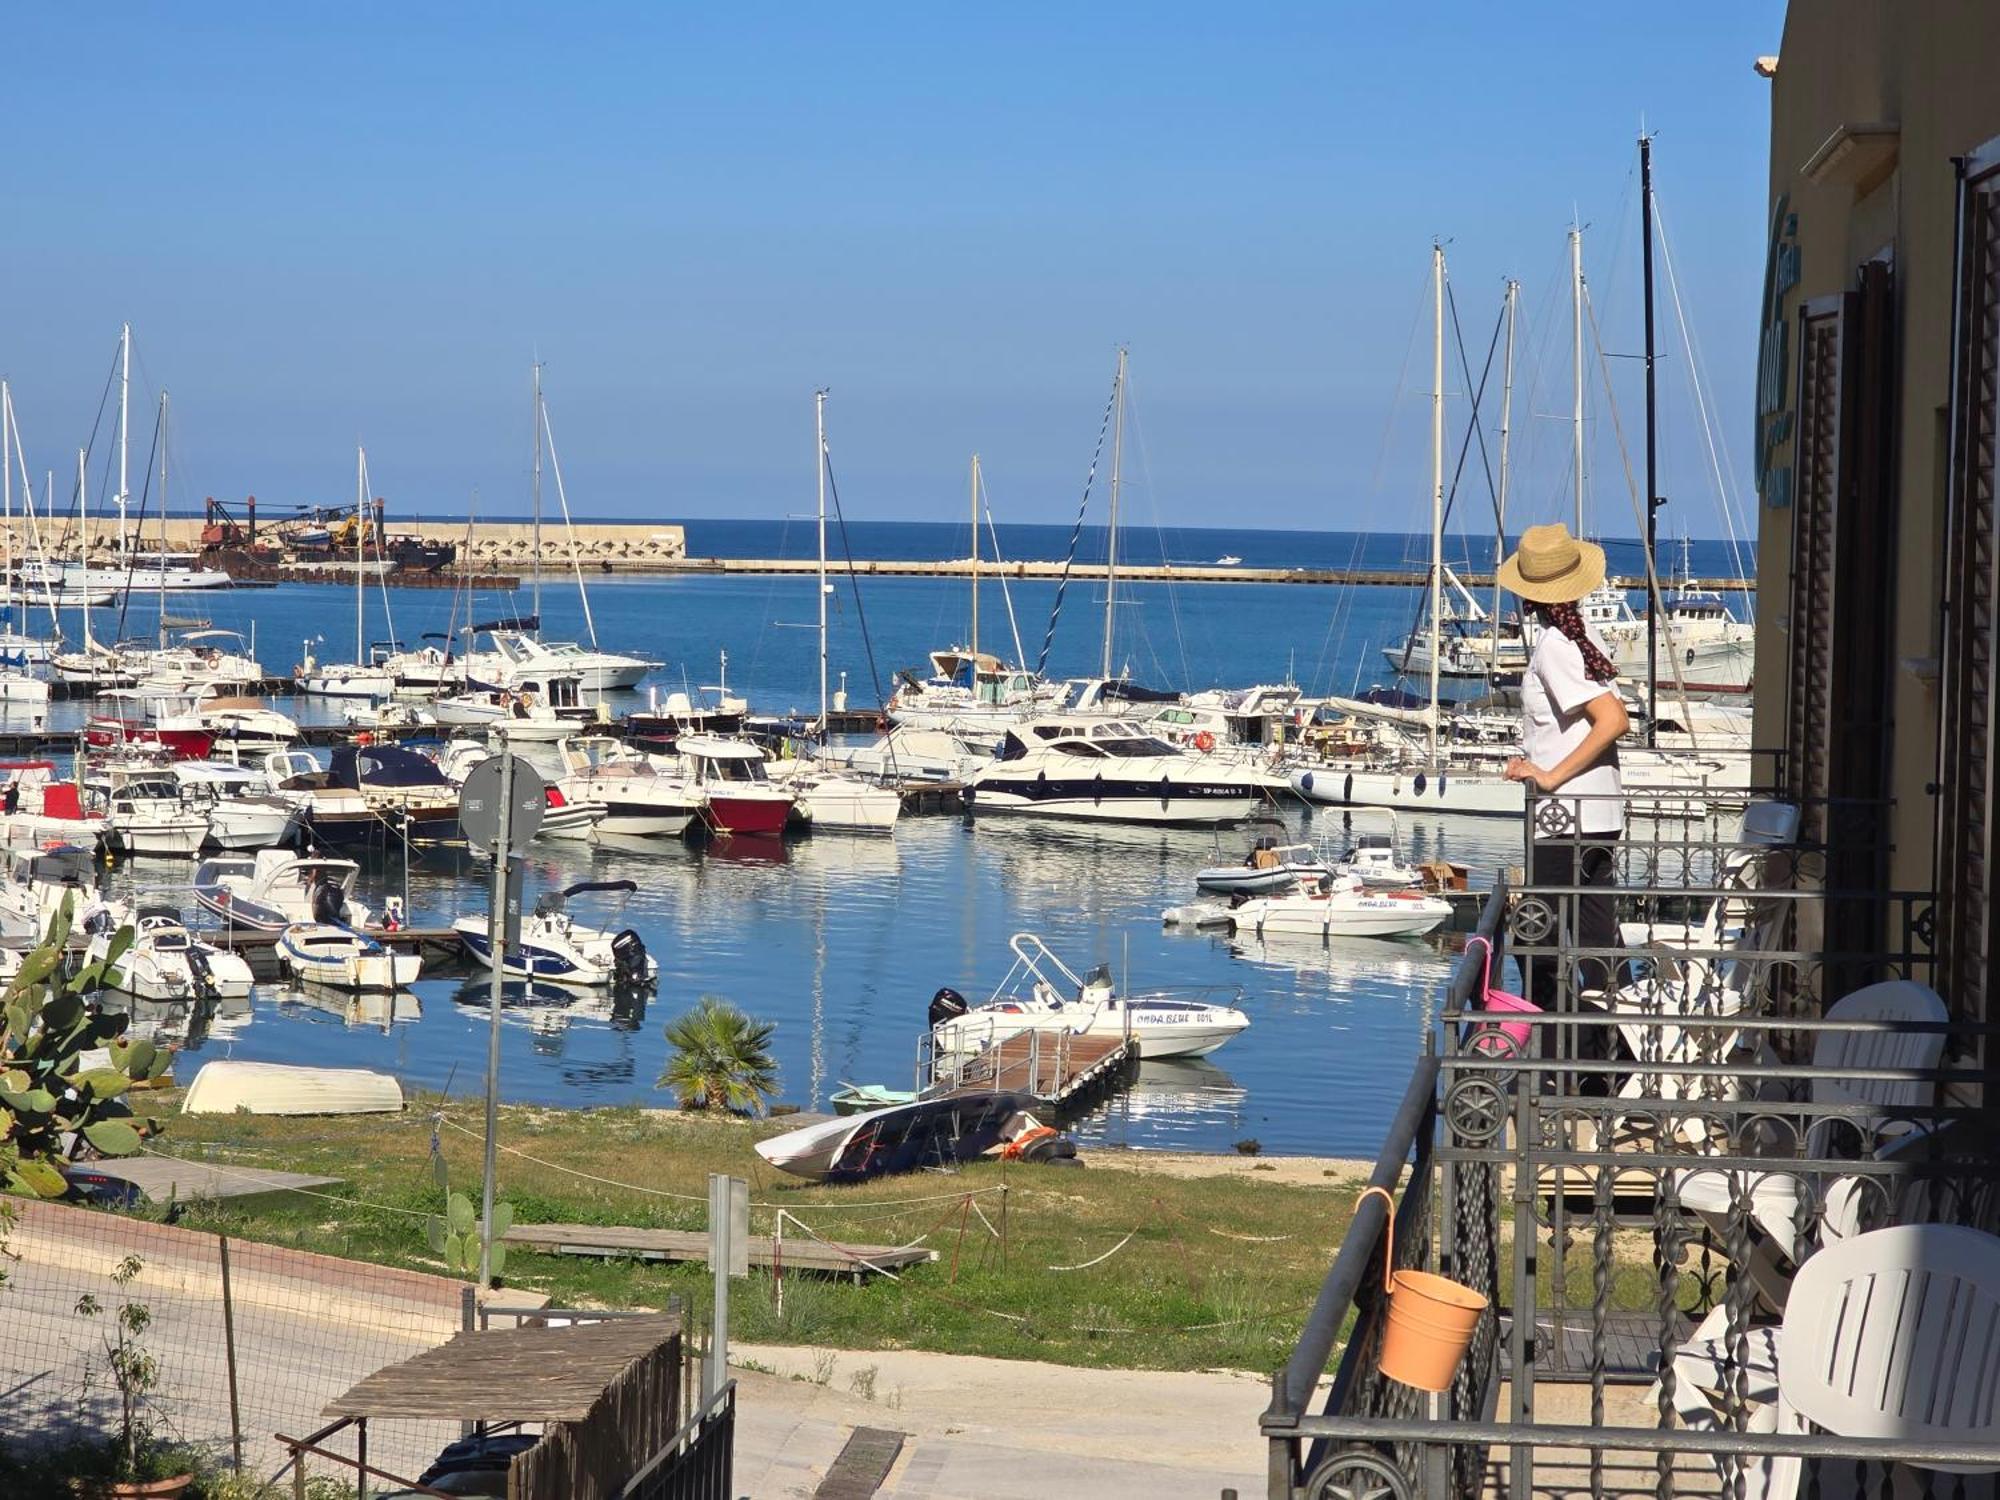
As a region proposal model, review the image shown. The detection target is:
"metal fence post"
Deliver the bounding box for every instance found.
[460,1284,477,1439]
[217,1234,244,1471]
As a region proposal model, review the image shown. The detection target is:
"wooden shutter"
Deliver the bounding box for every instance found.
[1787,294,1853,845]
[1938,150,2000,1028]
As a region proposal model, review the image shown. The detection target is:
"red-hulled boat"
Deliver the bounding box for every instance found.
[671,735,795,838]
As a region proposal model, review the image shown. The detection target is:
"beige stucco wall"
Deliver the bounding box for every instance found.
[1755,0,2000,892]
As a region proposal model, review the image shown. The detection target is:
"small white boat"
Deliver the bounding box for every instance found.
[556,735,700,837]
[193,849,373,931]
[1194,838,1330,895]
[754,1090,1046,1182]
[1336,832,1424,889]
[1229,872,1452,939]
[95,769,210,858]
[452,879,656,989]
[0,843,98,942]
[786,768,900,833]
[278,922,422,991]
[930,932,1251,1061]
[181,1059,405,1116]
[83,902,253,1001]
[1216,554,1243,566]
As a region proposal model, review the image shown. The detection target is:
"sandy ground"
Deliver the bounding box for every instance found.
[732,1341,1306,1498]
[1077,1148,1370,1188]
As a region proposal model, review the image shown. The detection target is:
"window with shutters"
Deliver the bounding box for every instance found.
[1786,296,1848,846]
[1938,145,2000,1031]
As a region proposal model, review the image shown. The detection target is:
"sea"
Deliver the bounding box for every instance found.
[50,521,1754,1158]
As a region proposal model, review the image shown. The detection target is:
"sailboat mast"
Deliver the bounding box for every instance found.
[355,446,366,664]
[815,390,829,737]
[1102,347,1126,682]
[969,453,980,660]
[1494,279,1518,682]
[117,322,131,560]
[78,449,93,652]
[531,362,543,628]
[1640,132,1662,748]
[2,382,11,629]
[1570,226,1585,536]
[157,391,169,649]
[1428,244,1445,763]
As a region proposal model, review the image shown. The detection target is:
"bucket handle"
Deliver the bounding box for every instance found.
[1355,1183,1397,1297]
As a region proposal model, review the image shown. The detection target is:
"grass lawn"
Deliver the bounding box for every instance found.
[151,1095,1365,1374]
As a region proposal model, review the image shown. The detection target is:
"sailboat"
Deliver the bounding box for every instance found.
[0,384,53,702]
[769,391,900,833]
[1291,247,1526,818]
[295,449,396,698]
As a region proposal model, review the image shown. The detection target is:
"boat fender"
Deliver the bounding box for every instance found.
[1299,771,1314,794]
[1343,772,1354,803]
[928,987,970,1027]
[1193,731,1216,753]
[1413,772,1427,796]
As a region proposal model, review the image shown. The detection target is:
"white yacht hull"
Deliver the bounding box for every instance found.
[1289,764,1525,818]
[1231,891,1452,939]
[797,777,901,833]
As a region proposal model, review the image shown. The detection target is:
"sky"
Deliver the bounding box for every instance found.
[0,4,1784,542]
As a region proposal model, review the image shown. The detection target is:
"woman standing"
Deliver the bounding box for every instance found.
[1497,523,1630,1017]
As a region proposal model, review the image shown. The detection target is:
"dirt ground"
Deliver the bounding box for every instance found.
[1076,1148,1370,1188]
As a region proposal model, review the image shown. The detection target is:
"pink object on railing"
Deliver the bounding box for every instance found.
[1462,935,1540,1057]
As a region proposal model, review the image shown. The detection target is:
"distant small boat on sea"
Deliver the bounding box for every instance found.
[1215,554,1243,566]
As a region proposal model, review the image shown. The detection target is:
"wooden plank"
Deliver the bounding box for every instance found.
[503,1223,936,1276]
[814,1426,907,1499]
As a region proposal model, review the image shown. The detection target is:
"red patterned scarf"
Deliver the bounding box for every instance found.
[1534,601,1619,684]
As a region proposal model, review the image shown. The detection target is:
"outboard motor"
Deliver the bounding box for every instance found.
[610,929,650,990]
[186,944,219,1003]
[928,986,969,1028]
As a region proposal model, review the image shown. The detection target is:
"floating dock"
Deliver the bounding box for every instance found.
[501,1222,936,1282]
[939,1033,1137,1117]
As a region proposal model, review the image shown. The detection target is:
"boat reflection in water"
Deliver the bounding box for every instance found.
[276,985,422,1032]
[125,992,255,1048]
[450,977,650,1047]
[1070,1057,1249,1149]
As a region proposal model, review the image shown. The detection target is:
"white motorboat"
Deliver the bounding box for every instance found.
[278,922,421,991]
[753,1090,1048,1183]
[556,735,700,837]
[0,843,96,942]
[180,1060,405,1116]
[648,736,795,837]
[929,932,1251,1061]
[127,629,266,692]
[193,848,374,931]
[186,687,300,751]
[0,762,111,849]
[93,768,209,858]
[1194,837,1331,896]
[252,749,383,847]
[297,659,396,699]
[171,762,304,850]
[884,648,1059,732]
[965,716,1263,827]
[83,901,253,1001]
[1336,832,1424,889]
[480,628,651,693]
[434,670,591,741]
[453,879,655,989]
[341,699,436,732]
[767,759,901,833]
[1289,761,1526,818]
[1229,872,1452,939]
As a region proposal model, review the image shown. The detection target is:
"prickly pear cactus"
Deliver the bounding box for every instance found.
[0,894,155,1198]
[426,1189,514,1278]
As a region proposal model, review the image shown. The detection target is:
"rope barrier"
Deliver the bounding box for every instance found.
[1046,1230,1136,1273]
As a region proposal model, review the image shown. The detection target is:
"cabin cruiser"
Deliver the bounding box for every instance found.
[474,626,652,693]
[453,879,655,989]
[0,843,97,942]
[965,715,1262,827]
[127,629,265,692]
[89,766,210,858]
[82,900,253,1001]
[929,932,1250,1061]
[1380,567,1528,683]
[170,761,305,850]
[754,1090,1049,1183]
[295,640,397,700]
[1194,838,1331,896]
[379,637,468,698]
[831,723,996,784]
[0,763,111,849]
[1144,684,1304,791]
[184,687,300,752]
[1336,833,1423,889]
[83,690,216,760]
[555,735,701,837]
[885,648,1059,731]
[254,749,382,847]
[323,743,460,842]
[193,848,374,931]
[278,923,421,992]
[1228,872,1452,939]
[643,736,795,836]
[765,755,901,833]
[434,670,592,741]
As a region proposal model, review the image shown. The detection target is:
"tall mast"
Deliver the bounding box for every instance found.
[1101,347,1126,681]
[355,445,367,664]
[969,453,980,660]
[2,382,11,630]
[815,390,829,738]
[1494,279,1518,683]
[78,449,93,652]
[531,362,543,628]
[1640,133,1662,747]
[157,391,170,649]
[1570,226,1585,536]
[117,322,131,558]
[1428,244,1445,762]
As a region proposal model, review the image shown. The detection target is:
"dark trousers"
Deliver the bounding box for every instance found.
[1529,832,1621,1081]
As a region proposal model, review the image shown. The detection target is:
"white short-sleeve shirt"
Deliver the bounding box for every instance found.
[1521,623,1623,837]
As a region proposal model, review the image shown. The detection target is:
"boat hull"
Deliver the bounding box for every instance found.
[966,781,1260,827]
[700,793,793,837]
[1289,765,1525,817]
[1232,894,1451,939]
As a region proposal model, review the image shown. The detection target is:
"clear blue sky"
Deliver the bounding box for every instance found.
[1,3,1782,541]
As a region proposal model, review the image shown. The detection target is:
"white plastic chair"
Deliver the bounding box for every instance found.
[1673,980,1949,1261]
[1663,1224,2000,1499]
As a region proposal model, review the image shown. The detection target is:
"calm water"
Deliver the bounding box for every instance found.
[47,524,1749,1156]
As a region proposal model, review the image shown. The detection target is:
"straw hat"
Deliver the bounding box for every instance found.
[1496,522,1606,604]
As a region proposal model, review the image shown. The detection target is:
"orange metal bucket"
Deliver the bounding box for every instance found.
[1356,1185,1488,1392]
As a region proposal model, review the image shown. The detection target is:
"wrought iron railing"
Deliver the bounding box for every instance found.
[1265,794,2000,1499]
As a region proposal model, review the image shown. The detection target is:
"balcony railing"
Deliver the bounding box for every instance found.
[1263,791,2000,1499]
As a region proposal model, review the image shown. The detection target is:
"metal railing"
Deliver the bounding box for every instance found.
[1265,794,2000,1498]
[615,1380,735,1500]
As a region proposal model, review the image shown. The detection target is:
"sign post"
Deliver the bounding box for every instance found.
[706,1173,749,1399]
[458,751,545,1289]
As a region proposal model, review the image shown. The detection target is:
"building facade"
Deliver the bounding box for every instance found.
[1754,0,2000,1026]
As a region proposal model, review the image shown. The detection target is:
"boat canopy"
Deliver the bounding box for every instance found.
[676,736,763,761]
[332,743,452,789]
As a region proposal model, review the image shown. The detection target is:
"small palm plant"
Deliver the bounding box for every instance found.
[658,996,778,1114]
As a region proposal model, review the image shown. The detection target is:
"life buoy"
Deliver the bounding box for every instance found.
[1193,731,1216,753]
